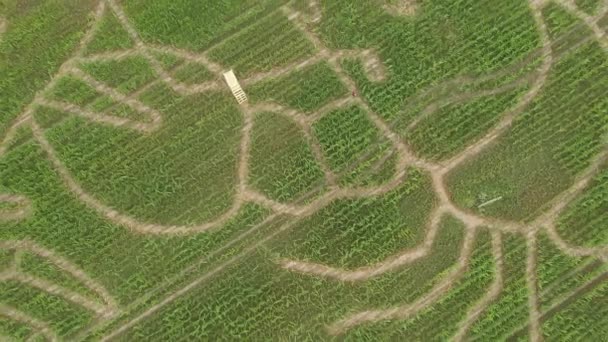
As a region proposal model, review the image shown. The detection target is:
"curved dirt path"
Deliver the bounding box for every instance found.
[526,232,543,342]
[0,194,32,221]
[453,231,504,342]
[0,240,120,319]
[438,0,553,172]
[0,305,58,342]
[3,0,607,339]
[325,227,477,335]
[555,0,608,50]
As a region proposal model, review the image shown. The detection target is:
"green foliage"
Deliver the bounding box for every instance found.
[80,56,157,94]
[0,0,97,136]
[280,169,434,268]
[20,252,104,302]
[536,232,608,310]
[172,62,215,84]
[43,87,242,225]
[348,229,494,340]
[208,11,315,76]
[249,112,326,203]
[122,0,286,51]
[447,42,608,221]
[408,87,526,160]
[556,166,608,247]
[0,281,94,338]
[321,0,540,120]
[47,76,101,106]
[84,10,133,55]
[469,234,528,340]
[0,317,32,341]
[247,62,347,113]
[575,0,602,15]
[542,280,608,340]
[313,105,384,174]
[115,214,467,340]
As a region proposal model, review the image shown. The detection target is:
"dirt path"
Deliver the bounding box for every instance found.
[2,0,607,339]
[526,232,543,342]
[0,304,58,342]
[0,240,120,319]
[453,231,504,342]
[326,227,477,335]
[406,76,532,132]
[555,0,608,51]
[0,194,32,222]
[0,17,6,42]
[383,0,419,17]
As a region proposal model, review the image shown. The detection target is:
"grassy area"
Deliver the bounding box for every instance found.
[249,111,326,202]
[208,11,315,76]
[447,40,608,221]
[279,168,434,268]
[41,85,242,225]
[79,56,157,94]
[0,139,270,306]
[113,214,471,340]
[407,87,527,160]
[122,0,286,51]
[246,62,348,113]
[468,233,529,340]
[0,281,94,338]
[541,279,608,340]
[555,165,608,247]
[84,9,134,56]
[0,0,97,137]
[313,105,387,175]
[2,0,607,339]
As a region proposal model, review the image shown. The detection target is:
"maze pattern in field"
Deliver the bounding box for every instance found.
[0,0,607,340]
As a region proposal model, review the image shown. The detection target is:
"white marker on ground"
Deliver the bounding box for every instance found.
[223,70,248,104]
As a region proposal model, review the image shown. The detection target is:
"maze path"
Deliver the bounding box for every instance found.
[0,0,607,339]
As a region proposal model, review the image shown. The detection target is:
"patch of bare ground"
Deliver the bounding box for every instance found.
[0,194,32,222]
[3,0,608,339]
[453,231,505,341]
[0,240,120,319]
[0,304,58,342]
[383,0,419,17]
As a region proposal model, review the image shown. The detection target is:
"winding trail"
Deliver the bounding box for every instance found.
[453,231,504,342]
[1,0,607,339]
[0,305,58,342]
[326,227,478,335]
[526,232,542,342]
[0,194,32,221]
[0,240,120,319]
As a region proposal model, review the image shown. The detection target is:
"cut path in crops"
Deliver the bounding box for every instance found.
[1,0,608,339]
[453,231,505,342]
[0,240,120,320]
[0,194,32,222]
[0,304,58,342]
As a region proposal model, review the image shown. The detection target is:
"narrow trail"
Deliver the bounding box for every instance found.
[0,17,6,42]
[326,227,478,335]
[0,304,58,342]
[383,0,419,17]
[0,240,120,319]
[526,232,543,342]
[453,231,504,342]
[555,0,608,51]
[0,194,32,222]
[406,76,531,132]
[439,0,554,172]
[1,0,607,339]
[279,207,445,281]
